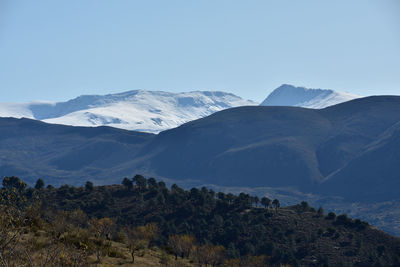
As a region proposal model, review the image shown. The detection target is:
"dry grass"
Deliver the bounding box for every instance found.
[14,230,195,267]
[87,241,194,266]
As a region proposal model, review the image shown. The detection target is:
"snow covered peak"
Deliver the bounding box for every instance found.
[260,84,360,109]
[0,90,256,133]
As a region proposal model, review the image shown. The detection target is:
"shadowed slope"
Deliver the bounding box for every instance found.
[321,120,400,201]
[1,96,400,201]
[134,96,400,197]
[141,106,332,190]
[0,118,154,185]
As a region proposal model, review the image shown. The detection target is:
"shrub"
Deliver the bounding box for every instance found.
[326,212,336,220]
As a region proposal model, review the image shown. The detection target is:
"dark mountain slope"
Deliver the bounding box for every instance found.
[0,118,154,185]
[1,96,400,199]
[139,106,332,190]
[321,120,400,201]
[320,96,400,137]
[132,96,400,194]
[316,96,400,176]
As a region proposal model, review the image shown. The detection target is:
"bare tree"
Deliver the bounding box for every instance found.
[125,223,159,264]
[168,234,195,260]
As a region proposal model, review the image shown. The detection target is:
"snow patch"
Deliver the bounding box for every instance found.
[260,84,360,109]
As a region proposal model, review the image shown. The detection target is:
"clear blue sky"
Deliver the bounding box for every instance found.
[0,0,399,103]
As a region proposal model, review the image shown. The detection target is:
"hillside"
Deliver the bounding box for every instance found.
[142,106,331,190]
[0,90,256,133]
[1,96,400,235]
[2,176,400,266]
[5,96,398,192]
[136,96,400,200]
[320,120,400,201]
[260,84,360,108]
[0,117,153,185]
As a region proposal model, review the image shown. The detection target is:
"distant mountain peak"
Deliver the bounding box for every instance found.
[260,84,360,109]
[0,90,256,133]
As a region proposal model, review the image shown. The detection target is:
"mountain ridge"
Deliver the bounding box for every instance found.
[0,90,256,133]
[0,85,362,133]
[261,84,360,108]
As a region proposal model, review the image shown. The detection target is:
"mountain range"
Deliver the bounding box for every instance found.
[1,95,400,233]
[0,90,256,133]
[1,86,399,235]
[5,95,397,193]
[0,85,359,133]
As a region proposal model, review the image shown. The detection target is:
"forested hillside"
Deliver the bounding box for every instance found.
[1,176,400,266]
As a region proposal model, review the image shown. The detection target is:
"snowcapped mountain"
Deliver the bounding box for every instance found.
[0,90,256,133]
[260,84,360,108]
